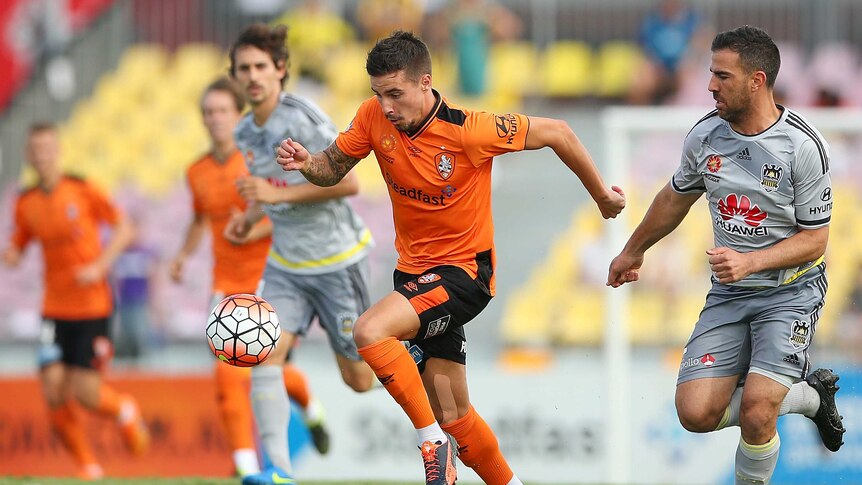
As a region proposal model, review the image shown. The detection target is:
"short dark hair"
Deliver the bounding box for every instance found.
[229,23,290,85]
[28,121,57,136]
[365,30,432,81]
[711,25,781,88]
[201,77,245,113]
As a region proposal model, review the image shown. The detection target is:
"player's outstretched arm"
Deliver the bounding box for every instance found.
[277,139,361,187]
[237,171,359,204]
[77,214,135,285]
[524,116,625,219]
[2,246,22,267]
[169,213,207,283]
[607,183,701,287]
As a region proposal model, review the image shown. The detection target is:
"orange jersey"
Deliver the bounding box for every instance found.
[10,176,119,319]
[336,91,529,294]
[187,151,270,295]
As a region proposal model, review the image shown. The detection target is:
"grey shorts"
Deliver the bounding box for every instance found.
[677,264,827,387]
[258,259,371,361]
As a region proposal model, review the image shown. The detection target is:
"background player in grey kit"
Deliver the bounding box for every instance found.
[224,23,376,485]
[607,25,844,485]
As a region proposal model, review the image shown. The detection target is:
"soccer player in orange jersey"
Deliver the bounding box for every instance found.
[169,78,330,477]
[2,123,149,480]
[276,31,626,485]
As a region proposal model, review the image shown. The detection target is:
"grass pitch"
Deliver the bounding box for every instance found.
[0,474,629,485]
[0,480,447,485]
[0,478,609,485]
[0,480,463,485]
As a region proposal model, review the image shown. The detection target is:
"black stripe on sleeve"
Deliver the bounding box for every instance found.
[798,216,831,227]
[787,114,828,174]
[671,178,705,193]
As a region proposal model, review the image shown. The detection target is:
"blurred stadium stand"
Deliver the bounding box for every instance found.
[502,184,862,347]
[2,0,862,356]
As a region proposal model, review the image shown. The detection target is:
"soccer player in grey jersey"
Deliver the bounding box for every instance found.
[608,26,844,485]
[224,24,376,485]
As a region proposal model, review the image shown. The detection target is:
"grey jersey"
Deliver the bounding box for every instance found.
[235,93,372,275]
[672,107,832,287]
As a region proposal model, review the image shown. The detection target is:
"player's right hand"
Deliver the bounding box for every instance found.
[597,185,626,219]
[1,246,21,267]
[276,138,309,172]
[606,251,643,288]
[76,261,106,285]
[224,207,252,245]
[168,257,184,283]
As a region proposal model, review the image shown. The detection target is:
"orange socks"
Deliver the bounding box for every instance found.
[214,362,256,450]
[94,383,123,417]
[282,364,311,409]
[358,337,436,429]
[442,406,514,485]
[50,401,97,466]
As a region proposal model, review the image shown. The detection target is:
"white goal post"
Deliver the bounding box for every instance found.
[599,106,862,484]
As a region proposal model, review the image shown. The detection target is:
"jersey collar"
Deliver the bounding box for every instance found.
[405,89,443,139]
[727,104,787,139]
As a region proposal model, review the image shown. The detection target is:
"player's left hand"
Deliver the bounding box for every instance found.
[707,246,754,284]
[597,185,626,219]
[237,176,281,204]
[76,262,106,285]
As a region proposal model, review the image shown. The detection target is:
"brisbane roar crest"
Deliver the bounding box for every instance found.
[435,152,455,180]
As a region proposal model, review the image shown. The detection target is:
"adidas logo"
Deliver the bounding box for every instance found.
[737,147,752,160]
[783,354,801,366]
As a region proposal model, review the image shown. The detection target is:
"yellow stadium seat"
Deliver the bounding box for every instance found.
[325,43,373,100]
[431,53,457,95]
[540,40,594,98]
[669,293,702,343]
[554,290,603,345]
[500,289,554,345]
[489,41,539,98]
[594,41,642,99]
[170,43,227,98]
[627,292,665,345]
[114,44,169,99]
[172,43,223,73]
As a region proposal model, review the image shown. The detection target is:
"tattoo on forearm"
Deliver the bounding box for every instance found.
[302,143,360,186]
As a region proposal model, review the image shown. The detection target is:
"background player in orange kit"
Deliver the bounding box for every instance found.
[169,77,330,478]
[2,122,149,480]
[276,31,625,485]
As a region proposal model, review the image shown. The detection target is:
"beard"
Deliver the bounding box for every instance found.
[392,118,418,133]
[716,92,750,124]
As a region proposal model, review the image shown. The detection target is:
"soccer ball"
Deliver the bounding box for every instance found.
[206,294,281,367]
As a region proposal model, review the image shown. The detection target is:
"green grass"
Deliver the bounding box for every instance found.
[1,480,413,485]
[0,480,462,485]
[0,480,595,485]
[0,479,608,485]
